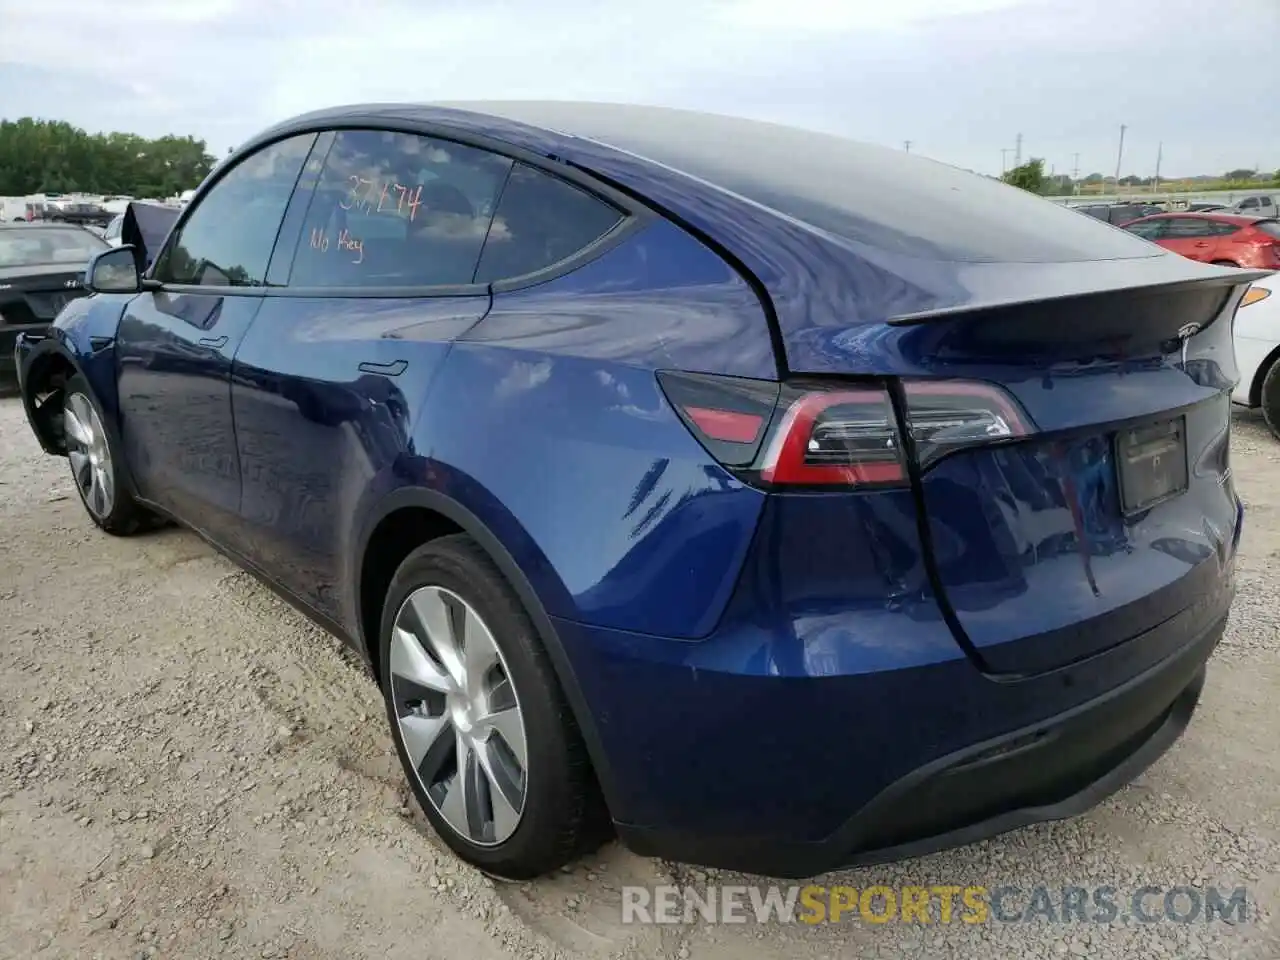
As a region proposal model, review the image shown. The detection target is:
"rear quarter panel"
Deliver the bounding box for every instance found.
[409,218,777,638]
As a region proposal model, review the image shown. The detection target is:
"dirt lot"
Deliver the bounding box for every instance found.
[1,395,1278,960]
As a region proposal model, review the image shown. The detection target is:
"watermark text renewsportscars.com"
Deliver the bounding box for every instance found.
[621,884,1252,925]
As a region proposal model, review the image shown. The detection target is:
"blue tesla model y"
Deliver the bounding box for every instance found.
[14,103,1264,879]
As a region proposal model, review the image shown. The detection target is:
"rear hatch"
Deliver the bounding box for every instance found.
[660,272,1259,677]
[0,264,90,327]
[879,276,1254,674]
[634,127,1265,675]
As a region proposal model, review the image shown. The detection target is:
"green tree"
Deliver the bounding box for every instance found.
[1225,168,1257,181]
[0,118,216,197]
[1002,157,1045,194]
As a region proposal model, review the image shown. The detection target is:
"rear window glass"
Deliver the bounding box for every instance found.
[0,228,106,267]
[1254,220,1280,239]
[475,163,623,283]
[486,104,1164,264]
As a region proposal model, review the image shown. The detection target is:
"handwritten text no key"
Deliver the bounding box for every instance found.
[309,227,364,264]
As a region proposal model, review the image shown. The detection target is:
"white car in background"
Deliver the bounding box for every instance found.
[1233,273,1280,435]
[103,214,125,246]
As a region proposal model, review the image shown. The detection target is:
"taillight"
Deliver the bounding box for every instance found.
[899,380,1031,471]
[655,371,779,467]
[759,387,904,485]
[658,372,1033,488]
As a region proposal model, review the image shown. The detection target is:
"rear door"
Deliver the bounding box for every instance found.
[114,133,318,544]
[229,127,510,622]
[1158,217,1215,261]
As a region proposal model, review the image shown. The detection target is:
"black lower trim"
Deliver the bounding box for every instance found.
[617,617,1220,878]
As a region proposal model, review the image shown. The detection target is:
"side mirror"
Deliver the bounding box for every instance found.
[87,245,142,294]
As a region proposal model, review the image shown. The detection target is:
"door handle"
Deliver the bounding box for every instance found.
[358,359,408,377]
[198,335,228,348]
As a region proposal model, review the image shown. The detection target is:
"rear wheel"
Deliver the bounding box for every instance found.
[63,374,151,535]
[379,534,605,878]
[1261,360,1280,440]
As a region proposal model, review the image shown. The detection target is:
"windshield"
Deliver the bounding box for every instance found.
[0,228,107,268]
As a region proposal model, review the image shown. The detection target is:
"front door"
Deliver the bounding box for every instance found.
[116,292,262,531]
[114,132,320,544]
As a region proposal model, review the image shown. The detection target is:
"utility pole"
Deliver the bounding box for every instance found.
[1001,148,1011,174]
[1072,152,1081,196]
[1154,141,1162,195]
[1114,124,1127,188]
[1014,132,1023,167]
[903,140,912,154]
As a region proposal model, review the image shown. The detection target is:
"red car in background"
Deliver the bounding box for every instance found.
[1122,212,1280,269]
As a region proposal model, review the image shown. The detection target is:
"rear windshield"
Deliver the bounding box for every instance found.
[494,105,1165,264]
[0,228,107,268]
[1253,220,1280,240]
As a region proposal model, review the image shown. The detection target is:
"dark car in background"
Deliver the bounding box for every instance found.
[0,223,106,381]
[11,102,1266,880]
[47,202,114,229]
[1122,212,1280,269]
[1074,202,1166,226]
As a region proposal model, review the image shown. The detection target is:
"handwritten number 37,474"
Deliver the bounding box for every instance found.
[339,176,422,220]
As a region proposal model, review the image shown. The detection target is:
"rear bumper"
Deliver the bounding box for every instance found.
[616,616,1217,878]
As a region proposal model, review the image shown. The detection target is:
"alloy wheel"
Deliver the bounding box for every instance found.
[390,585,529,846]
[64,392,115,519]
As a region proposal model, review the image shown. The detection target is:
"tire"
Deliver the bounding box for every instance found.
[1261,360,1280,441]
[62,374,151,535]
[379,534,605,879]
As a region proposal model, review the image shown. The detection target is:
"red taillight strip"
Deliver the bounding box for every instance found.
[758,388,904,486]
[683,405,764,444]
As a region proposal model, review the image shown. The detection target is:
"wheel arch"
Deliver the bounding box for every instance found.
[20,338,86,455]
[352,485,623,814]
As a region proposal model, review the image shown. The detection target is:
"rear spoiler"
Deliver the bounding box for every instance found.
[887,267,1273,326]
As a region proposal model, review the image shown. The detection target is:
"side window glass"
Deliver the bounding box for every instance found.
[476,164,624,284]
[1163,218,1211,238]
[1240,198,1259,209]
[1125,221,1165,240]
[1208,222,1240,237]
[154,134,316,287]
[287,130,512,289]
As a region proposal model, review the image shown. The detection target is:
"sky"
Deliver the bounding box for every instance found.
[1,0,1277,179]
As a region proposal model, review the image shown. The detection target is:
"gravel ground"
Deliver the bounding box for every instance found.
[1,395,1278,960]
